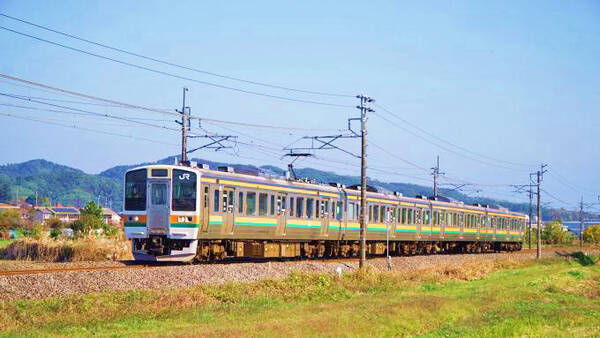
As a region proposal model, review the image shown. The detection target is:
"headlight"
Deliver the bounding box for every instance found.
[133,216,139,222]
[178,216,186,222]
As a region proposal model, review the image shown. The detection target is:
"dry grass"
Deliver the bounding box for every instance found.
[0,238,132,262]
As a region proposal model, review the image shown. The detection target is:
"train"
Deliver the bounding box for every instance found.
[122,163,526,262]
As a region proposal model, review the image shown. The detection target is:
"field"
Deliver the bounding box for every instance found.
[0,253,599,337]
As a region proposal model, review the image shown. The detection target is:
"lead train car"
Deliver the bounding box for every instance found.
[123,164,526,262]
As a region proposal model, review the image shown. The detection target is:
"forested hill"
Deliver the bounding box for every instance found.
[0,158,589,221]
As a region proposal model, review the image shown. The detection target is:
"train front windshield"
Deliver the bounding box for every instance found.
[172,169,197,211]
[125,169,147,211]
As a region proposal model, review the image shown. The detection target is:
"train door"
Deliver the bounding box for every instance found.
[320,198,330,237]
[221,187,235,234]
[276,193,288,236]
[200,184,210,232]
[147,179,170,234]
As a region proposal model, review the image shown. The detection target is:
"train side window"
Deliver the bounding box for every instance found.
[270,195,275,216]
[238,192,244,214]
[324,201,330,218]
[289,197,295,217]
[259,193,268,216]
[306,198,314,219]
[373,205,379,223]
[296,198,304,218]
[424,210,430,225]
[407,209,413,224]
[204,186,209,208]
[281,196,287,214]
[213,189,220,213]
[246,192,256,216]
[276,196,282,215]
[380,206,386,223]
[315,200,320,218]
[335,202,343,221]
[368,205,373,222]
[415,209,422,224]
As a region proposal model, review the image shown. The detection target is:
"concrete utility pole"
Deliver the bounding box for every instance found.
[528,183,533,250]
[356,94,374,269]
[176,87,189,165]
[431,155,445,199]
[579,197,584,248]
[536,164,547,260]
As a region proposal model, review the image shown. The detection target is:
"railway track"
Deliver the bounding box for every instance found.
[0,264,155,276]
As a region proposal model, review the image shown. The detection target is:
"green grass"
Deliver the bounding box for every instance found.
[0,256,599,337]
[0,240,11,249]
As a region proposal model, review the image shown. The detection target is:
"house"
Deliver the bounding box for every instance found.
[102,207,121,226]
[33,207,80,224]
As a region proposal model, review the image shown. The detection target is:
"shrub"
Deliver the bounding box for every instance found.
[583,225,600,244]
[0,237,132,262]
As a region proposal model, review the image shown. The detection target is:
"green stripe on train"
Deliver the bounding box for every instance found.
[124,222,146,227]
[170,223,200,228]
[235,222,278,227]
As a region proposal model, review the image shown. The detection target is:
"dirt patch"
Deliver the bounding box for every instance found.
[0,238,132,262]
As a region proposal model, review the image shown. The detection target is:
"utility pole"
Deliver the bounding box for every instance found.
[579,197,584,248]
[431,155,445,198]
[35,191,38,208]
[535,164,547,260]
[176,87,189,165]
[528,183,533,250]
[356,94,374,269]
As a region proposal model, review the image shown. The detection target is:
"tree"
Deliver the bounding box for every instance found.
[0,209,21,233]
[583,225,600,244]
[542,220,573,245]
[81,201,103,219]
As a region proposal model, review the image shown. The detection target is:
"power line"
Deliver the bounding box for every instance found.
[0,13,353,98]
[0,92,180,132]
[0,73,347,131]
[0,112,177,146]
[0,102,172,123]
[541,188,575,207]
[0,26,353,108]
[547,171,598,196]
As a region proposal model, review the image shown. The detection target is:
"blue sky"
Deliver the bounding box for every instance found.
[0,0,598,209]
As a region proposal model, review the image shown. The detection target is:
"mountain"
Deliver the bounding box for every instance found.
[0,158,591,221]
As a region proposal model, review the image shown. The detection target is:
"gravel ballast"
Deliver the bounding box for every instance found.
[0,248,591,301]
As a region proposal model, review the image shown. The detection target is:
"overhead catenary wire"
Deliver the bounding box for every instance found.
[0,112,177,146]
[0,13,353,98]
[374,103,534,168]
[0,26,353,108]
[370,109,527,173]
[0,73,346,132]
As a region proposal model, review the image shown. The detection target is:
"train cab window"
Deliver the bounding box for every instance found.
[296,198,304,218]
[238,192,244,213]
[246,192,256,216]
[213,189,220,212]
[306,198,314,219]
[125,169,147,211]
[172,169,197,211]
[270,195,275,215]
[259,193,268,216]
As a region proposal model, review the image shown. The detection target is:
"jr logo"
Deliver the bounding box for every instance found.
[179,173,190,180]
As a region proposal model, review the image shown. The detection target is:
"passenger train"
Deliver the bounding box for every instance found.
[123,163,526,262]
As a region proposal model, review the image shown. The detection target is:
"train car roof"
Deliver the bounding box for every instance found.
[127,164,526,218]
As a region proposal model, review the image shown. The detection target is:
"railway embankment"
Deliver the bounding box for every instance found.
[1,247,597,301]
